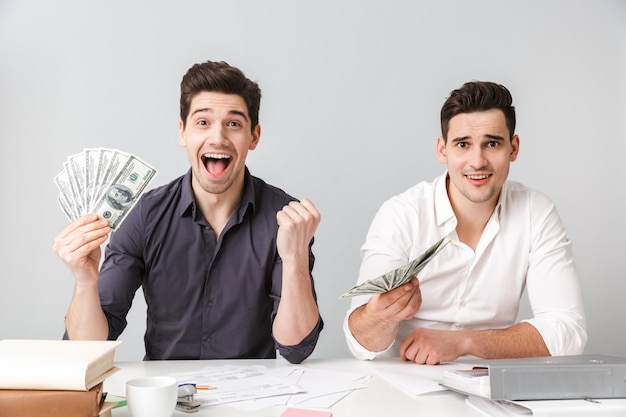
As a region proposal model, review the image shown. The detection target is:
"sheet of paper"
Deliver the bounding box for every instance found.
[284,367,370,408]
[170,365,304,407]
[184,365,370,412]
[232,366,370,411]
[369,360,473,397]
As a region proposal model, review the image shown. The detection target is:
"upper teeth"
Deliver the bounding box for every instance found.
[204,153,230,159]
[467,174,489,179]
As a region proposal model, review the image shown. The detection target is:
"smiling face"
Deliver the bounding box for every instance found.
[179,91,260,198]
[437,109,519,212]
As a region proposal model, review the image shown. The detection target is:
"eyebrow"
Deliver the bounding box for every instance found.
[451,134,506,143]
[190,108,249,122]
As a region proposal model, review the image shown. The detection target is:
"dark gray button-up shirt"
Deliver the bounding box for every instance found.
[97,168,323,363]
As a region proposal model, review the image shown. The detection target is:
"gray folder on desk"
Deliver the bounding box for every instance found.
[467,354,626,401]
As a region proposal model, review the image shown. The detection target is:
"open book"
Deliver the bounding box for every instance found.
[340,237,449,298]
[0,339,121,391]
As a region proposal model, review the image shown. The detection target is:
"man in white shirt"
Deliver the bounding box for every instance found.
[344,81,587,365]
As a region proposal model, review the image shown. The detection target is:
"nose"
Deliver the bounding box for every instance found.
[469,146,487,170]
[207,124,228,145]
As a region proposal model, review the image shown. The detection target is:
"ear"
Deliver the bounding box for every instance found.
[178,120,186,147]
[249,124,261,150]
[509,134,520,162]
[436,136,447,164]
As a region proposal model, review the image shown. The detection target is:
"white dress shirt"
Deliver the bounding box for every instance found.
[344,172,587,360]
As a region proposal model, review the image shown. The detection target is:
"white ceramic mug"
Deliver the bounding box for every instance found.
[126,376,178,417]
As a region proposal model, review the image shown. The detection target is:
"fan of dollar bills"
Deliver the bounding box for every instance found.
[340,237,449,298]
[54,148,158,229]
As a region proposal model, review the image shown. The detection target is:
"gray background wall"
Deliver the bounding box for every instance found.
[1,0,624,361]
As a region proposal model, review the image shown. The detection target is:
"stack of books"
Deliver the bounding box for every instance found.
[0,339,122,417]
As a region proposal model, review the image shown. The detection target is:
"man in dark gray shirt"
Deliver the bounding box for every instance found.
[53,61,323,364]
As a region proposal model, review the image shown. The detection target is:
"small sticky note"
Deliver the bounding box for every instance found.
[104,394,127,408]
[280,408,332,417]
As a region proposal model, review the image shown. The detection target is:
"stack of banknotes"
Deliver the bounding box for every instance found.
[54,148,158,229]
[340,237,449,298]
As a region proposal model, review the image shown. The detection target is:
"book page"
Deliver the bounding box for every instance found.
[0,340,121,390]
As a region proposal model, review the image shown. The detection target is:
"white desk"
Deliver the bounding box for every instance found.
[105,358,484,417]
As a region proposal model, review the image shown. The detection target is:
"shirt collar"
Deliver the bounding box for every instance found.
[494,181,506,220]
[237,167,256,219]
[434,171,455,227]
[179,169,195,218]
[179,167,256,221]
[434,170,506,227]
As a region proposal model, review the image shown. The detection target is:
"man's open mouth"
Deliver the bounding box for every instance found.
[202,153,232,176]
[466,174,490,180]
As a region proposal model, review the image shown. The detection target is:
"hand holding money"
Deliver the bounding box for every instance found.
[55,148,158,229]
[52,213,111,285]
[340,238,449,298]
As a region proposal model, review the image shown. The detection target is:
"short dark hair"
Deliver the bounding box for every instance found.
[440,81,516,141]
[179,61,262,131]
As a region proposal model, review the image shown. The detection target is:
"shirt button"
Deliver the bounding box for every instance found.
[454,323,463,330]
[460,300,467,308]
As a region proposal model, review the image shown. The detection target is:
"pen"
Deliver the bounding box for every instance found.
[179,383,217,391]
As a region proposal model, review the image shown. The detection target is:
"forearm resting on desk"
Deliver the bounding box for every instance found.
[65,281,109,340]
[462,322,550,358]
[400,322,550,364]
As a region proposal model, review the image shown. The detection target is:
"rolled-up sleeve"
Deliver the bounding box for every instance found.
[270,242,324,364]
[276,317,324,364]
[523,194,587,355]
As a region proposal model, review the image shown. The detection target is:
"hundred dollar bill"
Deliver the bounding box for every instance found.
[64,160,85,218]
[54,165,79,220]
[91,155,158,229]
[57,194,75,222]
[340,237,449,298]
[90,149,129,211]
[84,147,100,211]
[67,152,88,214]
[88,148,110,210]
